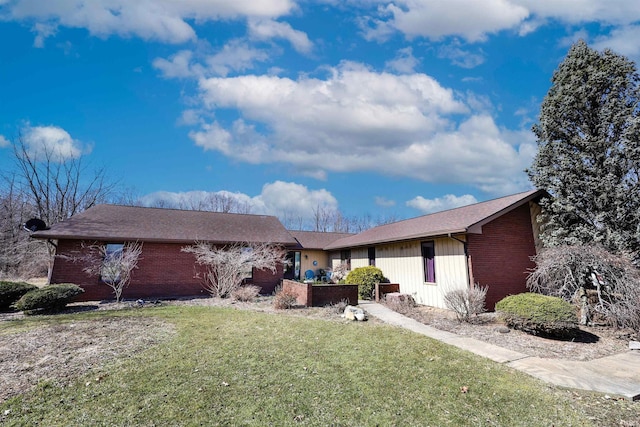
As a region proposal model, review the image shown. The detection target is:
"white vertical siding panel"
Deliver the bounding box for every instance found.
[374,238,468,309]
[350,248,368,270]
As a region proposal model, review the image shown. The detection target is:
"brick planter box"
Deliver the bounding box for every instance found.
[282,279,358,307]
[375,283,400,302]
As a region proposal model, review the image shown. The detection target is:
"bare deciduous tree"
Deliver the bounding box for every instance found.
[330,262,349,283]
[0,177,48,279]
[2,135,115,279]
[80,241,143,302]
[182,242,288,298]
[527,245,640,331]
[12,137,113,226]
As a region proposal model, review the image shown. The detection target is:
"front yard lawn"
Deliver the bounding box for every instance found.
[0,305,628,426]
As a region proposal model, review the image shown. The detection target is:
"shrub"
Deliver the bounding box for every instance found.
[231,285,261,302]
[328,299,349,314]
[527,245,640,331]
[345,266,387,300]
[14,284,84,314]
[273,289,298,310]
[443,284,488,323]
[495,293,579,339]
[0,281,38,311]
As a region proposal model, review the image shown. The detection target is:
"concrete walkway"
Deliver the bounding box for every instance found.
[360,301,640,400]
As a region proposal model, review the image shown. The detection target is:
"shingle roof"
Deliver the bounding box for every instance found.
[288,230,355,250]
[324,189,545,250]
[31,204,298,245]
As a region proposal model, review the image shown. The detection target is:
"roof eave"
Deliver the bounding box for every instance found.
[467,189,546,231]
[324,228,469,250]
[31,233,297,246]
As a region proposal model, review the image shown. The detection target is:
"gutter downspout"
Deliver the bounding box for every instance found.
[448,233,473,287]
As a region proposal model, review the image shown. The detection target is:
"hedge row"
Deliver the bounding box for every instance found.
[0,281,84,315]
[0,281,38,310]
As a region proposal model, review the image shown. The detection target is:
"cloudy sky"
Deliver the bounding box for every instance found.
[1,1,639,224]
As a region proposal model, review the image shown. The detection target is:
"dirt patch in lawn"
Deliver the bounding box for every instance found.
[0,316,175,403]
[384,302,636,361]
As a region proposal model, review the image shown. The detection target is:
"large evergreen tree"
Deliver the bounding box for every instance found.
[528,40,640,257]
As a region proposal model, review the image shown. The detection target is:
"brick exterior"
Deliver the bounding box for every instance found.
[375,283,400,302]
[312,284,358,306]
[281,279,358,307]
[282,280,313,306]
[51,239,283,301]
[467,204,536,310]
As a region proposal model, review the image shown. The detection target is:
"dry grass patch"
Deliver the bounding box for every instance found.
[0,315,175,403]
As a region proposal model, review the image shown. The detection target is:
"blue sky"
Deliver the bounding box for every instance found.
[1,1,639,227]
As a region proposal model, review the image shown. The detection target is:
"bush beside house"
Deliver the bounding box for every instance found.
[496,293,579,339]
[0,281,38,311]
[14,284,84,314]
[345,266,387,300]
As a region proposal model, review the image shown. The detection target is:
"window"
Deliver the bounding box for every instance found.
[241,247,253,280]
[101,243,124,284]
[368,247,376,266]
[421,241,435,283]
[340,249,351,270]
[284,251,301,280]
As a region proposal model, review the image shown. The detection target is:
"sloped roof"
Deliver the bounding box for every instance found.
[288,230,355,250]
[325,189,545,250]
[31,204,298,245]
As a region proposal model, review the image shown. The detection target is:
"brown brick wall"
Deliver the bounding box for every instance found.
[282,280,312,306]
[281,280,358,307]
[375,283,400,302]
[312,284,358,307]
[51,239,282,301]
[467,204,536,311]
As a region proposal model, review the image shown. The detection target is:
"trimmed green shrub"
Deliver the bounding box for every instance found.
[14,284,84,314]
[345,266,387,300]
[495,293,579,339]
[0,281,38,311]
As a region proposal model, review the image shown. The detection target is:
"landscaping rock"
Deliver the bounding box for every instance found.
[385,292,415,305]
[496,326,511,334]
[630,341,640,351]
[343,305,367,321]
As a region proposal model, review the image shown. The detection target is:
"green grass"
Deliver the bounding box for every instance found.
[0,306,603,426]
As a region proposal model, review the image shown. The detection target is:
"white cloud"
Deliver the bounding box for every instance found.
[593,25,640,60]
[153,41,270,79]
[153,50,201,79]
[258,181,338,217]
[358,1,640,43]
[368,0,530,42]
[438,42,485,69]
[190,62,534,194]
[385,47,419,74]
[516,0,640,26]
[407,194,478,214]
[0,134,9,147]
[2,0,296,45]
[139,181,338,223]
[21,125,86,162]
[375,196,396,207]
[32,22,56,47]
[204,40,271,76]
[248,19,313,54]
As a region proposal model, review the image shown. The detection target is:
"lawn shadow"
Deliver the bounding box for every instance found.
[59,304,100,314]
